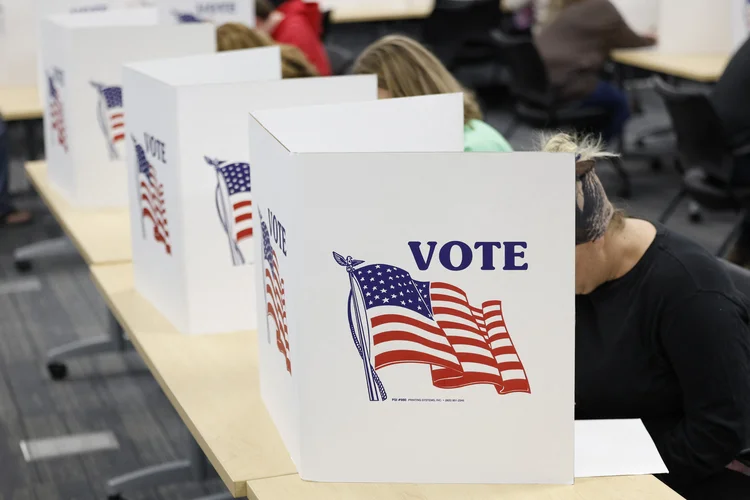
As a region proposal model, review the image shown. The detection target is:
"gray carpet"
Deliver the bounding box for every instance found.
[0,44,737,500]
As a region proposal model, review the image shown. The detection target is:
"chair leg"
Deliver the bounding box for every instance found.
[658,188,687,224]
[609,157,631,199]
[717,215,746,259]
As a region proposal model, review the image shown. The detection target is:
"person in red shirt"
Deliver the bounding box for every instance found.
[255,0,332,76]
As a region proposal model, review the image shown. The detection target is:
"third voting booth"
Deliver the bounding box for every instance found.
[156,0,254,25]
[658,0,749,53]
[40,8,215,208]
[123,48,377,335]
[248,94,576,483]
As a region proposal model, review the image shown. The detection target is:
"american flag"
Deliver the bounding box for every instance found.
[206,158,252,265]
[92,83,124,159]
[48,74,67,152]
[261,215,290,374]
[133,138,171,255]
[341,259,530,399]
[171,10,203,22]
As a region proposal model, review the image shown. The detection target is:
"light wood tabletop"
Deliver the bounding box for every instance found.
[331,0,434,23]
[25,161,132,265]
[246,473,684,500]
[89,263,296,498]
[0,85,43,121]
[611,49,730,83]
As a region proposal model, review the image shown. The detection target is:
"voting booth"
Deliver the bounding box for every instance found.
[0,0,138,86]
[123,48,377,335]
[40,8,215,208]
[658,0,749,53]
[248,94,576,483]
[610,0,658,35]
[156,0,254,25]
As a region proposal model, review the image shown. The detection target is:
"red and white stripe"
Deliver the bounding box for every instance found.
[265,249,290,373]
[139,167,171,255]
[51,98,67,152]
[230,196,253,243]
[109,110,125,145]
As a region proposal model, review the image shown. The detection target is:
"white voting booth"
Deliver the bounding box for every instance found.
[249,94,576,483]
[658,0,749,53]
[123,48,377,335]
[156,0,254,25]
[0,0,141,86]
[610,0,658,35]
[40,8,214,208]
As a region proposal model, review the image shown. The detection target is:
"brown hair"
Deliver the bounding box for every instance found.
[216,23,319,79]
[255,0,274,20]
[352,35,482,125]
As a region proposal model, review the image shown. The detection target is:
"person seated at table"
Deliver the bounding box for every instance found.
[712,38,750,268]
[216,23,319,79]
[0,117,32,227]
[544,132,750,499]
[352,35,513,153]
[255,0,332,76]
[502,0,552,35]
[536,0,656,144]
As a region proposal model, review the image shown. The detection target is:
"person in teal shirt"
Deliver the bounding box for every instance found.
[353,35,514,153]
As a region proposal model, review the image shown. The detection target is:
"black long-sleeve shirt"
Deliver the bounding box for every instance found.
[575,224,750,497]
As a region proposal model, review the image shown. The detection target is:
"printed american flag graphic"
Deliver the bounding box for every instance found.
[206,158,252,265]
[133,139,171,255]
[261,216,290,373]
[48,74,67,152]
[338,257,530,400]
[171,10,204,22]
[92,83,124,159]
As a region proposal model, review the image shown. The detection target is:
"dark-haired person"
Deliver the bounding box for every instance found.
[255,0,331,76]
[536,0,656,144]
[544,132,750,499]
[0,117,32,227]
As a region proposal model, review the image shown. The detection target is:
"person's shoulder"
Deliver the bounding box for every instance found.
[650,224,739,297]
[463,120,513,152]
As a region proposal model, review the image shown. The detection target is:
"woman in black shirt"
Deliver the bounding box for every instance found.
[543,133,750,499]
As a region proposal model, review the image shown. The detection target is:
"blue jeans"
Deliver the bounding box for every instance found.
[0,117,12,216]
[579,80,631,143]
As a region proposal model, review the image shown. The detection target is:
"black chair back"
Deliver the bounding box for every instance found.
[320,9,332,43]
[422,0,501,68]
[654,77,732,184]
[722,259,750,299]
[490,31,550,99]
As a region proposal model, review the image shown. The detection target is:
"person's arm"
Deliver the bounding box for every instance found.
[601,1,656,49]
[655,291,750,487]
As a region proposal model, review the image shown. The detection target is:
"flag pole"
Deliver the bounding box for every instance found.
[334,252,386,402]
[206,157,243,265]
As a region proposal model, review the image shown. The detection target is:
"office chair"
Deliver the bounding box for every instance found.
[655,77,750,258]
[492,31,632,198]
[422,0,504,70]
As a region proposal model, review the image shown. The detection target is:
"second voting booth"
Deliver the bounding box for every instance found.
[123,48,377,335]
[40,8,215,208]
[248,94,576,483]
[156,0,254,25]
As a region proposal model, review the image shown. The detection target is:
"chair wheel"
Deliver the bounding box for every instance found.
[107,495,124,500]
[47,361,68,381]
[688,210,703,223]
[649,159,662,171]
[14,260,32,272]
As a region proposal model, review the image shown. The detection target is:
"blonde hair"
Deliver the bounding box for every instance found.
[542,133,625,235]
[352,35,482,125]
[216,23,319,79]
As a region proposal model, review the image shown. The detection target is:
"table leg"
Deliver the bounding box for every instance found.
[13,236,77,272]
[46,311,131,380]
[106,435,217,499]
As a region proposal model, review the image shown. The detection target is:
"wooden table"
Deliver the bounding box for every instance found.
[0,85,42,121]
[90,263,296,498]
[25,161,131,265]
[611,49,730,83]
[331,0,434,23]
[246,473,683,499]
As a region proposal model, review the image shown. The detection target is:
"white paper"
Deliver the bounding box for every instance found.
[575,419,668,478]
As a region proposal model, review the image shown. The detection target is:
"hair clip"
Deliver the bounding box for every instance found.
[575,154,581,161]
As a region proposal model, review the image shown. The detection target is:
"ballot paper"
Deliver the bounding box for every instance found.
[575,419,668,478]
